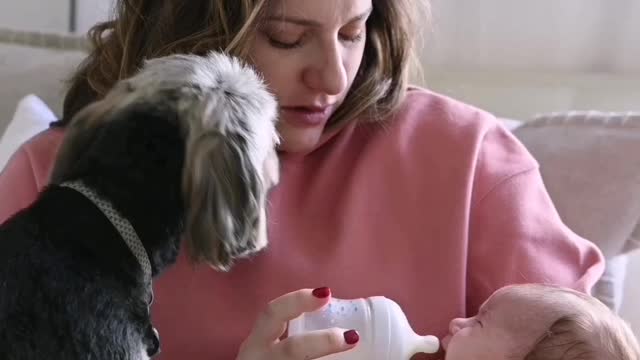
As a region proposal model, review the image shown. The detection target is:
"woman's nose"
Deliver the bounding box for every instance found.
[303,44,347,96]
[449,317,475,334]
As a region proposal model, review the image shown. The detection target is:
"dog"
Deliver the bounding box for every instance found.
[0,51,280,359]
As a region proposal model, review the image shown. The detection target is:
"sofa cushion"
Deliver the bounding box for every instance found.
[514,111,640,311]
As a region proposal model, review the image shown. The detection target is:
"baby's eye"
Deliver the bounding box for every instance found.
[476,319,484,328]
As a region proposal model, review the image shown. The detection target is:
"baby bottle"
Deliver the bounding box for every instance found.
[288,296,439,360]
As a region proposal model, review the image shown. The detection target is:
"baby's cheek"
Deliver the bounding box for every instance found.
[443,331,477,360]
[455,327,475,338]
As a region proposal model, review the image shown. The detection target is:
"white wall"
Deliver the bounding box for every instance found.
[413,0,640,120]
[423,0,640,74]
[75,0,115,34]
[0,0,115,34]
[0,0,70,32]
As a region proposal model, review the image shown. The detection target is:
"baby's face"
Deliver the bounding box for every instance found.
[441,286,560,360]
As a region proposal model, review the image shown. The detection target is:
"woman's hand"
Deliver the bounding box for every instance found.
[236,287,360,359]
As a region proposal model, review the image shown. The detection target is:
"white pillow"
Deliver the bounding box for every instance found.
[0,94,56,171]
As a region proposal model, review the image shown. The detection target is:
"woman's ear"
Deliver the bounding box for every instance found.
[182,131,265,271]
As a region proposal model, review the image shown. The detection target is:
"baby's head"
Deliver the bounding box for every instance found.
[442,284,639,360]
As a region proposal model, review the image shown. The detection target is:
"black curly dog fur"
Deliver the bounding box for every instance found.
[0,103,182,359]
[0,52,279,359]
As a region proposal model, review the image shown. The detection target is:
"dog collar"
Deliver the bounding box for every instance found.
[60,180,160,356]
[59,181,153,288]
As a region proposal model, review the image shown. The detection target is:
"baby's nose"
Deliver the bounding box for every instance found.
[449,317,475,334]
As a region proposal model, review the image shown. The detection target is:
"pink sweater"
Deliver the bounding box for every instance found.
[0,88,604,359]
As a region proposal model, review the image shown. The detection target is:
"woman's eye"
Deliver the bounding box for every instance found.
[264,27,363,49]
[263,28,304,49]
[268,37,302,49]
[339,31,364,43]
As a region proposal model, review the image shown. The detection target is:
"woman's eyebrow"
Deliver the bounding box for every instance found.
[265,7,373,27]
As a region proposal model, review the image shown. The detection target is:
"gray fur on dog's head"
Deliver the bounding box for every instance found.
[51,51,280,271]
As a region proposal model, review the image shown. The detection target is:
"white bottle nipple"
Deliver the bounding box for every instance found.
[288,296,439,359]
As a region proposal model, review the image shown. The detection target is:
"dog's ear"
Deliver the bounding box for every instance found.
[183,130,264,271]
[51,83,135,184]
[50,101,109,183]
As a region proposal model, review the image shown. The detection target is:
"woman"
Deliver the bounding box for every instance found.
[0,0,604,359]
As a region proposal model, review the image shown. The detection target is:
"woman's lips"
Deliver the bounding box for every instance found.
[281,105,333,128]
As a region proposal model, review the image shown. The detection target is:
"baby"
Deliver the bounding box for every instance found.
[441,284,639,360]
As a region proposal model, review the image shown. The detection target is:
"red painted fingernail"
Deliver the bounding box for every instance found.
[312,287,331,298]
[344,330,359,345]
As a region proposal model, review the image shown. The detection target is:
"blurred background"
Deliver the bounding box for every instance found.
[0,0,638,337]
[418,0,639,119]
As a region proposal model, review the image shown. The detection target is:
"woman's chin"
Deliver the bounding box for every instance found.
[276,124,325,155]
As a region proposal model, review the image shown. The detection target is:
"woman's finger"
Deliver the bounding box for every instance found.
[274,328,360,360]
[247,287,332,345]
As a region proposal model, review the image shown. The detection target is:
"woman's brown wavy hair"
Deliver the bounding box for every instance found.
[59,0,427,129]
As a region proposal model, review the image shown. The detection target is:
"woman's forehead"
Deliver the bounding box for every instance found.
[264,0,372,23]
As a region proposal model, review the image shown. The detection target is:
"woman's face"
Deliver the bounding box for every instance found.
[248,0,372,154]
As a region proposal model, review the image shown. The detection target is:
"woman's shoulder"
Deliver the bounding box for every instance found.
[365,86,521,152]
[0,127,65,222]
[409,86,537,176]
[392,86,502,133]
[354,86,538,189]
[22,127,65,154]
[14,127,65,187]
